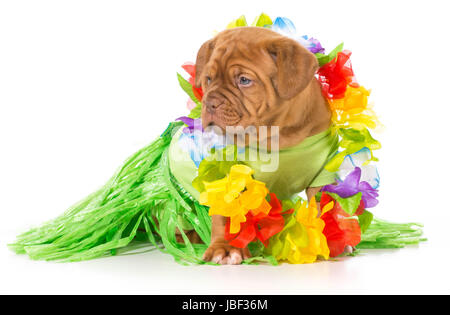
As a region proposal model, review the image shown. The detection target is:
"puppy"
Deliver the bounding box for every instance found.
[193,27,332,264]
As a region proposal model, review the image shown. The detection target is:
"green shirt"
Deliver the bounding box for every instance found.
[168,127,339,201]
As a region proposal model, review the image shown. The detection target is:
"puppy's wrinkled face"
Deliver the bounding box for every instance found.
[195,27,318,130]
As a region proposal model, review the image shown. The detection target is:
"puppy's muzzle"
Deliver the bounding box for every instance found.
[204,95,223,114]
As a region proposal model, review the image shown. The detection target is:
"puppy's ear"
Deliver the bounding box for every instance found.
[194,39,215,88]
[267,37,318,99]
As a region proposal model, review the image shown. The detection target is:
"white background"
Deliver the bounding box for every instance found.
[1,0,449,294]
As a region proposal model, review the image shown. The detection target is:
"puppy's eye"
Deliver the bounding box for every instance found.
[239,76,252,86]
[206,76,212,85]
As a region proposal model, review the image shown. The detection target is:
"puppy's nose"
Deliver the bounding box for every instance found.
[203,96,222,114]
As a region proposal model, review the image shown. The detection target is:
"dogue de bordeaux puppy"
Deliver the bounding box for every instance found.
[191,27,333,264]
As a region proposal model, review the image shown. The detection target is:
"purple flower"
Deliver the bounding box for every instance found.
[176,116,203,133]
[322,167,379,208]
[304,36,325,54]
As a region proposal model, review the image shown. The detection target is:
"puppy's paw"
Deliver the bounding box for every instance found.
[202,239,251,265]
[344,245,354,254]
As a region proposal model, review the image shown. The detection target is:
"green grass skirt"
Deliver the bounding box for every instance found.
[8,122,426,265]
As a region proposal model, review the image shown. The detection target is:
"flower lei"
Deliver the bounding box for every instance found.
[176,14,382,264]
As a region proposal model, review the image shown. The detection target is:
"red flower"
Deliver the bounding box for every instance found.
[182,62,203,101]
[317,50,358,100]
[354,199,365,216]
[224,193,292,248]
[320,193,362,257]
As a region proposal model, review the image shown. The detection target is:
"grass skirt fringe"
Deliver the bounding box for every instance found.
[9,122,212,264]
[9,122,425,264]
[358,218,426,249]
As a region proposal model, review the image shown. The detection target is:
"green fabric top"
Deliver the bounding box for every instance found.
[169,126,339,201]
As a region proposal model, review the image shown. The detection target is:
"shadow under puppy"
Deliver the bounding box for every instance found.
[173,27,338,264]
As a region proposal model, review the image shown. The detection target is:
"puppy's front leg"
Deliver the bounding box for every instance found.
[202,215,251,265]
[306,186,322,214]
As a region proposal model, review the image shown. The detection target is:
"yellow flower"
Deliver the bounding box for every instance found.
[266,199,329,264]
[328,85,370,111]
[328,86,380,130]
[226,15,248,28]
[199,164,271,234]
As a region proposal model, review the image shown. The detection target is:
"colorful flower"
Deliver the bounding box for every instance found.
[317,50,359,99]
[322,167,379,209]
[228,13,273,29]
[325,127,381,172]
[251,13,273,28]
[271,17,297,36]
[338,148,380,189]
[177,127,226,167]
[320,193,362,257]
[328,85,369,112]
[224,193,291,248]
[301,35,325,54]
[265,198,330,264]
[328,85,379,130]
[270,17,325,54]
[199,165,271,233]
[182,62,203,102]
[227,15,248,28]
[176,116,203,133]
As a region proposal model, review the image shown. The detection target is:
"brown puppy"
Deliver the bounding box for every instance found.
[195,27,331,264]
